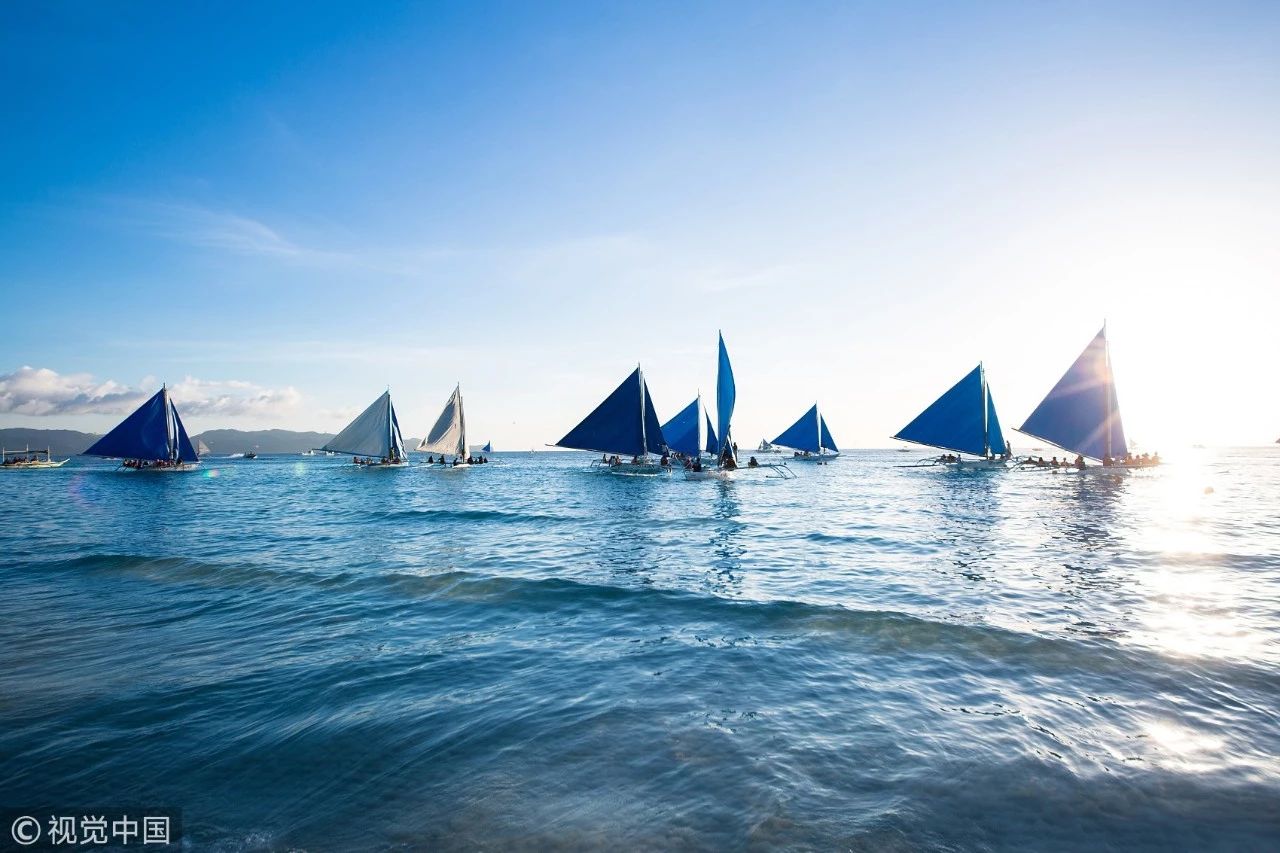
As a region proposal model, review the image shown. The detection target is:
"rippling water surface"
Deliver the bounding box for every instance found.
[2,449,1278,850]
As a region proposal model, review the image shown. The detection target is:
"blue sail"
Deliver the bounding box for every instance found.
[641,380,665,455]
[894,365,989,457]
[661,398,702,457]
[1019,327,1127,460]
[558,366,664,456]
[481,441,492,453]
[716,332,735,454]
[819,416,839,453]
[704,413,717,455]
[84,389,174,461]
[985,387,1005,456]
[773,404,821,453]
[173,406,199,462]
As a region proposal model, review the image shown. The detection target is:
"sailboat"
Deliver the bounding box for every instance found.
[83,386,200,472]
[555,365,667,475]
[661,394,712,460]
[1018,325,1152,471]
[894,363,1008,468]
[419,384,468,468]
[482,441,492,454]
[772,404,840,462]
[195,438,212,457]
[320,390,409,467]
[715,331,736,469]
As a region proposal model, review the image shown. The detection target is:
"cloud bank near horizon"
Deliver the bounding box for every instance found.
[0,366,301,419]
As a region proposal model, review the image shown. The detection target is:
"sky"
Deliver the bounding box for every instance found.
[1,1,1277,448]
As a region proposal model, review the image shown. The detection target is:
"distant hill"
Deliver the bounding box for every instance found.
[0,428,101,456]
[0,427,340,456]
[193,429,335,455]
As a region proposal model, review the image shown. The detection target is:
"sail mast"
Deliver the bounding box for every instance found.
[815,403,822,454]
[637,366,647,458]
[981,363,990,458]
[164,384,175,461]
[1103,322,1112,461]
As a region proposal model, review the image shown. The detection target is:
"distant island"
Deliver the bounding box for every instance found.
[0,427,337,456]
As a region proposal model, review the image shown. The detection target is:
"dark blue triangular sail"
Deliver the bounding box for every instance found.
[173,406,199,462]
[1019,328,1127,460]
[819,416,838,453]
[84,390,174,461]
[773,404,821,453]
[641,381,666,455]
[558,367,663,457]
[894,365,990,457]
[481,441,492,454]
[704,413,717,455]
[661,398,702,457]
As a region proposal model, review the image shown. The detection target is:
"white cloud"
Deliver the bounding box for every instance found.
[0,366,300,419]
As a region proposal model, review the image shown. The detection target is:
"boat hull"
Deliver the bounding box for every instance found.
[0,459,69,470]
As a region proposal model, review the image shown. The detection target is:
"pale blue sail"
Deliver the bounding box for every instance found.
[84,387,199,463]
[557,366,666,456]
[716,332,735,456]
[323,391,407,460]
[1019,327,1126,461]
[894,364,1004,457]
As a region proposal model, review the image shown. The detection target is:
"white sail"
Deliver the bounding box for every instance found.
[322,391,406,459]
[418,385,466,457]
[196,439,211,456]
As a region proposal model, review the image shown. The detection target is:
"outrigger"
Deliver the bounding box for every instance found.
[1,447,68,469]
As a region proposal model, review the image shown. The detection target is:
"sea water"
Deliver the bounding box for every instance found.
[1,449,1277,850]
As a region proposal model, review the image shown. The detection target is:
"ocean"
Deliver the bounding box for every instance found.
[1,449,1277,850]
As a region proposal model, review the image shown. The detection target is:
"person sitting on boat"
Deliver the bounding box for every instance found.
[1075,454,1085,469]
[1151,452,1160,465]
[1102,454,1113,467]
[691,457,703,472]
[660,452,670,468]
[1003,440,1013,460]
[748,456,759,468]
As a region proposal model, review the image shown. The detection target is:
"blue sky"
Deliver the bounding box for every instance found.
[2,1,1278,447]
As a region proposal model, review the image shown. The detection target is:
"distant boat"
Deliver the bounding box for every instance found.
[300,449,316,456]
[482,441,492,454]
[894,363,1008,468]
[555,365,667,475]
[1018,325,1154,470]
[1,446,68,469]
[756,439,781,454]
[772,403,840,463]
[244,449,258,459]
[196,438,212,456]
[419,384,468,467]
[83,386,201,472]
[321,390,409,467]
